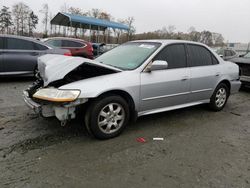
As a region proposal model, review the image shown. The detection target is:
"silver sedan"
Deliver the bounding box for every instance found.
[23,40,241,139]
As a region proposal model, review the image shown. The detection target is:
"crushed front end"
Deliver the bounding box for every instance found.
[23,54,119,125]
[23,79,88,125]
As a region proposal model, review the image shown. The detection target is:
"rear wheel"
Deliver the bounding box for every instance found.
[209,83,229,111]
[85,95,130,139]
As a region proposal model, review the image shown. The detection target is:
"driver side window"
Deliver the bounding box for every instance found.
[154,44,187,69]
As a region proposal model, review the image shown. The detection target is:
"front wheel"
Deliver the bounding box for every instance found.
[209,83,229,111]
[85,95,130,139]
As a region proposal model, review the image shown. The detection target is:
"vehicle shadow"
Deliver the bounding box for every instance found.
[0,76,35,83]
[240,85,250,92]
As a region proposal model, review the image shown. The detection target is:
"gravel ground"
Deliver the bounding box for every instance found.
[0,77,250,188]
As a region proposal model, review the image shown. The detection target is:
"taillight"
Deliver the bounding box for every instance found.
[85,43,93,52]
[64,52,72,56]
[86,46,93,52]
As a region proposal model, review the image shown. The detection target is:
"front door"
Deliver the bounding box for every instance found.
[140,44,190,114]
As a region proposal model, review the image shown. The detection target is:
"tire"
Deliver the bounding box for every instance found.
[209,83,229,111]
[85,95,130,139]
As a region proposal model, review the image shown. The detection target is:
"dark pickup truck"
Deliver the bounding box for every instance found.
[230,52,250,86]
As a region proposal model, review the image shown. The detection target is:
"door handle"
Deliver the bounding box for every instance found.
[181,76,189,81]
[215,72,221,77]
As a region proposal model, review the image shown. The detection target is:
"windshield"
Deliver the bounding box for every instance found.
[216,49,224,55]
[243,52,250,58]
[96,42,161,70]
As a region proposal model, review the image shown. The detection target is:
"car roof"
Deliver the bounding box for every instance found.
[0,34,51,47]
[1,34,40,42]
[130,39,208,47]
[45,37,88,43]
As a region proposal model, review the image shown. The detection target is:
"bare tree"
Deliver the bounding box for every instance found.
[212,32,224,47]
[88,8,101,18]
[12,3,31,35]
[167,25,176,37]
[40,3,49,37]
[124,17,136,40]
[200,31,213,46]
[28,11,38,36]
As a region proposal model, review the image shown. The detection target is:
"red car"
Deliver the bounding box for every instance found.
[43,37,93,59]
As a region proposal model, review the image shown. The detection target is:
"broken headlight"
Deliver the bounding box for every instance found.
[33,88,80,102]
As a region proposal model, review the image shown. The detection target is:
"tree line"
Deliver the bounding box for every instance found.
[0,3,38,36]
[133,26,225,47]
[0,2,225,46]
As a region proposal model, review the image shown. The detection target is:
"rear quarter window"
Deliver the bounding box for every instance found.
[62,40,83,48]
[187,44,213,67]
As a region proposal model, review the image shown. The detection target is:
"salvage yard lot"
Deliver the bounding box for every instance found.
[0,78,250,188]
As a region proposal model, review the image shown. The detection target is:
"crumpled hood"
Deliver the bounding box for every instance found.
[38,54,121,86]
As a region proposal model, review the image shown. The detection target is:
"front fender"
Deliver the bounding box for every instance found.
[59,72,141,111]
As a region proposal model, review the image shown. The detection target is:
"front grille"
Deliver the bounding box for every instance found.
[240,65,250,76]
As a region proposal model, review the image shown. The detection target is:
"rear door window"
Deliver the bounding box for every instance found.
[231,50,236,56]
[187,44,213,67]
[46,40,62,47]
[154,44,187,69]
[6,38,35,50]
[62,40,83,48]
[225,50,232,57]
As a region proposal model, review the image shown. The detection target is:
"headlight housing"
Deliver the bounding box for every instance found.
[33,88,80,102]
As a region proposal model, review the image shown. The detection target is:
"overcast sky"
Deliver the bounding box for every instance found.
[1,0,250,43]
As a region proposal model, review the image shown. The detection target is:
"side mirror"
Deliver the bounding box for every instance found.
[219,54,224,58]
[239,54,244,57]
[147,60,168,72]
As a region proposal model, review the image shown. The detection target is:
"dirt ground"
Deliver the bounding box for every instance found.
[0,77,250,188]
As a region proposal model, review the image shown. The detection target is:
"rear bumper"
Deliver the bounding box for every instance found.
[230,80,241,94]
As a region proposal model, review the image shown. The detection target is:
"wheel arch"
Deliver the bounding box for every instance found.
[95,90,137,122]
[218,79,231,94]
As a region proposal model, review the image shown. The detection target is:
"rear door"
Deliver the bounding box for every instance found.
[0,36,4,73]
[187,44,220,102]
[4,37,44,74]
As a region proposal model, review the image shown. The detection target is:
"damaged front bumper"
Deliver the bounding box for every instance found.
[23,90,88,122]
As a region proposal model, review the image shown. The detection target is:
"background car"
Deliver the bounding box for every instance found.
[230,51,250,86]
[0,35,71,76]
[43,37,94,59]
[24,40,241,139]
[92,43,106,57]
[216,48,238,60]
